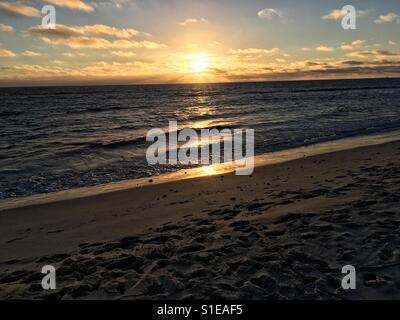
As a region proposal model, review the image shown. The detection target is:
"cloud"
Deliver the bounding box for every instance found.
[80,24,144,38]
[111,50,136,57]
[25,24,167,49]
[322,9,346,20]
[90,0,130,9]
[301,48,310,52]
[21,50,44,56]
[339,60,365,66]
[111,39,167,49]
[40,35,109,48]
[0,2,40,17]
[220,58,400,83]
[40,36,166,49]
[0,24,15,33]
[26,24,81,38]
[229,48,280,55]
[0,60,175,86]
[322,8,368,20]
[63,52,86,57]
[26,24,144,39]
[374,12,400,24]
[0,49,16,57]
[178,18,208,26]
[257,8,282,19]
[347,50,400,59]
[42,0,94,12]
[340,40,367,50]
[316,46,334,52]
[51,59,65,64]
[389,40,397,46]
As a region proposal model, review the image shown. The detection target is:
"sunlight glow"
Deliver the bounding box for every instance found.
[202,165,216,175]
[187,54,211,73]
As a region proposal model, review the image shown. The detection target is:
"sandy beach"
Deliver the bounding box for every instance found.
[1,138,400,299]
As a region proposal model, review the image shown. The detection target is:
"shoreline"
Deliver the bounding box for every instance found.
[1,129,400,211]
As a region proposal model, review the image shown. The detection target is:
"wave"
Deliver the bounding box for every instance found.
[288,85,400,94]
[98,137,146,149]
[0,110,23,117]
[66,105,130,114]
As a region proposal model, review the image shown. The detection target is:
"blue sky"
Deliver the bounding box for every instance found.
[0,0,400,86]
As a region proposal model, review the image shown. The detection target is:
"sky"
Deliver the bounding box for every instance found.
[0,0,400,86]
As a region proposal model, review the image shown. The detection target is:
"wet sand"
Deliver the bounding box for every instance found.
[1,139,400,299]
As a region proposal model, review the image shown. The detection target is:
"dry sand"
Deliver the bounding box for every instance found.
[1,139,400,299]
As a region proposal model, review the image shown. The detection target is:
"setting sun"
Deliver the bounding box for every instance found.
[187,54,211,73]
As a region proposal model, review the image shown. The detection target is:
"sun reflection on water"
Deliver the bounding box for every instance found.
[202,165,216,175]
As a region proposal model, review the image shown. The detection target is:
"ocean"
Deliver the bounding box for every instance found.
[1,78,400,199]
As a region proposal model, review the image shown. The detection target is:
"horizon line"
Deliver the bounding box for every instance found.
[1,76,400,89]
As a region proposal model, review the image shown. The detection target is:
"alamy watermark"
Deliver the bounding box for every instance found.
[146,121,255,175]
[41,5,56,29]
[341,5,357,30]
[41,265,56,290]
[341,265,356,290]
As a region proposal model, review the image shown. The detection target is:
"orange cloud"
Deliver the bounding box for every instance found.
[178,18,208,26]
[322,8,368,20]
[0,2,40,17]
[0,24,15,33]
[78,24,141,38]
[0,49,16,57]
[25,24,167,49]
[43,0,94,12]
[316,46,334,52]
[229,48,280,55]
[374,12,400,24]
[111,50,136,57]
[347,50,400,59]
[22,50,44,57]
[26,24,145,39]
[340,40,367,50]
[40,36,167,49]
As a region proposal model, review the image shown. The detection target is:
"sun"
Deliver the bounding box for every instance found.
[189,60,208,73]
[187,54,210,73]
